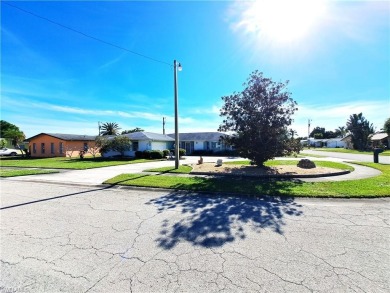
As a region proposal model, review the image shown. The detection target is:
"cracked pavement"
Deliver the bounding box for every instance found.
[1,181,389,292]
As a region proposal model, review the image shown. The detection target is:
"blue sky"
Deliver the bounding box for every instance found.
[1,0,389,138]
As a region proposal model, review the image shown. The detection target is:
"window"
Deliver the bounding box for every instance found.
[51,143,55,154]
[83,143,88,151]
[59,142,63,154]
[33,143,36,154]
[41,143,45,154]
[132,141,139,151]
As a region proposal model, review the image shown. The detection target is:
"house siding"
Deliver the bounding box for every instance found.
[28,134,94,158]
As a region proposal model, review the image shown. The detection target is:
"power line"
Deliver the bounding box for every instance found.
[3,1,173,67]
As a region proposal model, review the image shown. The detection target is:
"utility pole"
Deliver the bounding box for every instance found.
[308,119,312,148]
[98,121,101,136]
[163,117,166,135]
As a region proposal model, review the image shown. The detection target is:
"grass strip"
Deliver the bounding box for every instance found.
[144,165,193,174]
[308,148,390,156]
[225,160,354,171]
[0,157,155,170]
[0,168,59,177]
[104,163,389,197]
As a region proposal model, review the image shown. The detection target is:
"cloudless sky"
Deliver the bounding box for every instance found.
[1,0,389,138]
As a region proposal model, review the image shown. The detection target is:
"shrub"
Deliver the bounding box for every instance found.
[150,150,164,159]
[192,150,214,156]
[135,151,143,159]
[142,150,151,159]
[179,148,186,157]
[297,159,316,169]
[163,149,170,157]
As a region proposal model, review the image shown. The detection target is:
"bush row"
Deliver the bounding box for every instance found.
[191,149,239,156]
[134,149,186,159]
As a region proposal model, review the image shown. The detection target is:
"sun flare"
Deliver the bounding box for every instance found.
[236,0,328,43]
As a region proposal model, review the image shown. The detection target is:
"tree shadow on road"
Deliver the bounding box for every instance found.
[147,189,303,249]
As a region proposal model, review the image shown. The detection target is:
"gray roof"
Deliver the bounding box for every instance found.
[123,132,174,142]
[370,132,388,141]
[26,133,97,141]
[168,132,227,141]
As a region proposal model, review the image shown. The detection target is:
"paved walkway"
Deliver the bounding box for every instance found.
[303,149,390,164]
[5,155,381,186]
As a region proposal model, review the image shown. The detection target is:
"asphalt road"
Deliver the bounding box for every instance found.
[1,181,389,292]
[303,149,390,164]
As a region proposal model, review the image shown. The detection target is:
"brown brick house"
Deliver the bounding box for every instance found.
[26,133,97,158]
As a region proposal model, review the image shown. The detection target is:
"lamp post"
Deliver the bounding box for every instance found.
[174,60,182,169]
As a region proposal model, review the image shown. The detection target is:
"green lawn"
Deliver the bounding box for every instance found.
[0,157,155,170]
[308,148,390,156]
[0,168,59,177]
[104,162,389,197]
[144,165,193,174]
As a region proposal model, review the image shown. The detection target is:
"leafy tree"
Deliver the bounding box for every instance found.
[3,128,26,156]
[0,138,7,148]
[309,127,325,138]
[0,120,20,138]
[110,136,132,157]
[100,122,121,136]
[384,118,390,135]
[346,113,374,150]
[121,127,145,134]
[313,133,323,139]
[218,70,298,166]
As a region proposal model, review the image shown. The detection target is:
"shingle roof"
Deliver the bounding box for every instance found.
[26,133,97,141]
[123,132,174,141]
[370,132,388,141]
[167,132,227,141]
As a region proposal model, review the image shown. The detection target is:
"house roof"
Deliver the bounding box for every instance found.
[168,132,227,141]
[123,132,174,142]
[26,133,97,141]
[370,132,388,141]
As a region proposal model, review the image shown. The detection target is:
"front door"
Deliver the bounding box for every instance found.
[185,141,194,155]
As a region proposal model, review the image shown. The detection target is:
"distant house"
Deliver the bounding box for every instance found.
[102,132,174,157]
[26,133,96,158]
[301,137,347,148]
[370,132,389,149]
[168,132,231,155]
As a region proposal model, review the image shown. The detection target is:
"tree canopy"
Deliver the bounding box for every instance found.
[0,120,21,138]
[121,127,145,134]
[384,118,390,135]
[346,113,374,150]
[218,70,300,166]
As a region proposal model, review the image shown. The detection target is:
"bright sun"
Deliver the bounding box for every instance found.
[237,0,328,43]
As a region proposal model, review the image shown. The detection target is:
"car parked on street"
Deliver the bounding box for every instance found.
[0,148,19,156]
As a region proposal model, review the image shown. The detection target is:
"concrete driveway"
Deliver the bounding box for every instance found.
[1,181,389,292]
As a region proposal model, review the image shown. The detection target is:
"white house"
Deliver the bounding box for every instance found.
[301,137,347,148]
[102,132,174,157]
[168,132,231,154]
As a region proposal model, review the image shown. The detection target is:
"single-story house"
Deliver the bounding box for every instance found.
[167,132,231,155]
[370,132,389,148]
[301,137,347,148]
[26,133,97,157]
[102,132,174,157]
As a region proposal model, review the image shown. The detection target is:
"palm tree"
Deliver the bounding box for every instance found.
[100,122,121,136]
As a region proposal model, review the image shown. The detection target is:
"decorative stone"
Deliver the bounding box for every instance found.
[216,159,223,166]
[297,159,316,169]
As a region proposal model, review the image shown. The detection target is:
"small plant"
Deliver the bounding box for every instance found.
[163,149,170,157]
[150,150,164,159]
[179,148,186,157]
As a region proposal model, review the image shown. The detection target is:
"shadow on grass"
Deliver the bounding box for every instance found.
[147,182,303,249]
